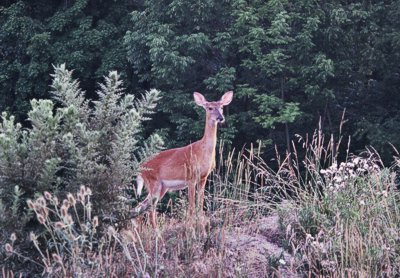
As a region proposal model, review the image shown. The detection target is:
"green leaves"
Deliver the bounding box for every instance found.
[1,0,400,162]
[126,13,210,85]
[254,94,302,129]
[47,0,90,32]
[124,0,237,146]
[0,65,163,233]
[204,67,236,92]
[0,1,133,120]
[266,11,293,45]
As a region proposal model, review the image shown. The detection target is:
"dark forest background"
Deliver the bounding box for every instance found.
[2,0,400,161]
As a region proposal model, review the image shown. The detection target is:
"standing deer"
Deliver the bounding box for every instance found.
[135,91,233,227]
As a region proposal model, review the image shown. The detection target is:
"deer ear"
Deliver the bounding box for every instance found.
[193,92,207,107]
[220,91,233,106]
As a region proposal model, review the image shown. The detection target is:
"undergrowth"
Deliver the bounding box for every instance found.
[1,76,400,277]
[3,128,400,277]
[254,129,400,277]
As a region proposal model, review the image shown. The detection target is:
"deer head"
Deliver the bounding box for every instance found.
[193,91,233,125]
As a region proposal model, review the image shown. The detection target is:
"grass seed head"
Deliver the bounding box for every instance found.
[10,233,17,242]
[5,243,13,253]
[80,185,86,196]
[37,214,46,225]
[27,199,34,210]
[29,232,37,242]
[62,199,70,208]
[55,221,65,230]
[44,191,52,200]
[92,216,99,228]
[52,253,63,264]
[67,193,76,206]
[37,197,46,207]
[60,205,68,218]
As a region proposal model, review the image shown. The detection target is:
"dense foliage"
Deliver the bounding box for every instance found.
[0,0,136,119]
[2,0,400,160]
[0,65,162,248]
[1,1,400,276]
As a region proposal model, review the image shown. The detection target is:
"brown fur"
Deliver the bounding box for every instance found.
[136,91,233,227]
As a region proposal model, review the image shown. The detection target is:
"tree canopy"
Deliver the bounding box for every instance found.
[1,0,400,161]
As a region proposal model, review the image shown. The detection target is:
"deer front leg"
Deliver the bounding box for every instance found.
[149,207,157,228]
[188,182,196,216]
[197,177,208,214]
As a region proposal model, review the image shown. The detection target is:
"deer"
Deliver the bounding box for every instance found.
[134,91,233,228]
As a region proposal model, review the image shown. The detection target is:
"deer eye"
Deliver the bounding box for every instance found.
[208,107,213,111]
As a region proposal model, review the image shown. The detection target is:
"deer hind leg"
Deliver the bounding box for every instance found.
[133,177,158,217]
[132,195,150,218]
[149,183,168,228]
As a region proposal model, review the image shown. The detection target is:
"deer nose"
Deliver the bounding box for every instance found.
[217,116,225,122]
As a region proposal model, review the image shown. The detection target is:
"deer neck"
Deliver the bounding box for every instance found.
[200,116,218,153]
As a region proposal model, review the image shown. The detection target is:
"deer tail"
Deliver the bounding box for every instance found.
[137,175,144,196]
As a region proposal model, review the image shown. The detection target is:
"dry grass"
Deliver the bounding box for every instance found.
[252,128,400,277]
[2,129,400,277]
[1,143,290,277]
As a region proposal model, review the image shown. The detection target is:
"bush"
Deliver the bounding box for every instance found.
[0,65,163,271]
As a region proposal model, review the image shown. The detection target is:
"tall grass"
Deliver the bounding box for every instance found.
[252,128,400,277]
[208,143,270,222]
[2,141,278,277]
[3,186,149,277]
[2,128,400,277]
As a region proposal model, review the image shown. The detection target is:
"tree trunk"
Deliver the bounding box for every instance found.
[281,78,292,163]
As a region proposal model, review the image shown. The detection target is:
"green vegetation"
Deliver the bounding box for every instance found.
[0,65,162,270]
[3,121,400,276]
[1,0,400,277]
[258,131,400,276]
[2,0,400,158]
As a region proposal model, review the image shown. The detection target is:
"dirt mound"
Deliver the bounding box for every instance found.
[139,214,299,277]
[223,215,299,277]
